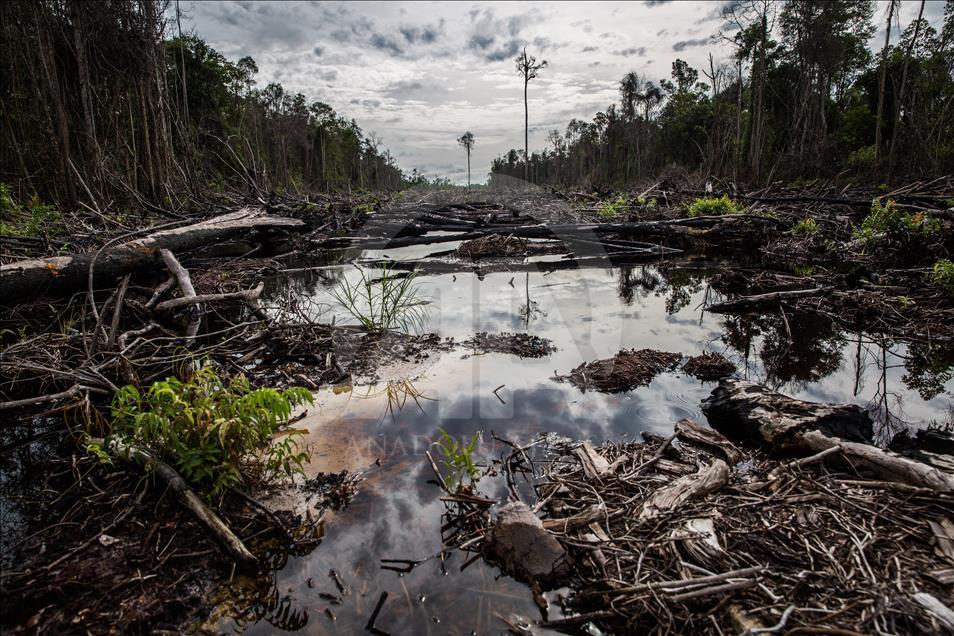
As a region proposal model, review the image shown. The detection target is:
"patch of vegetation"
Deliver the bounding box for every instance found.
[331,263,430,334]
[0,183,63,237]
[931,259,954,298]
[636,196,657,208]
[433,428,481,489]
[792,264,815,277]
[790,217,818,235]
[686,195,743,217]
[598,195,627,218]
[109,366,313,500]
[846,144,875,170]
[852,199,940,247]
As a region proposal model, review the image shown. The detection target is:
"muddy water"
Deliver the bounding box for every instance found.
[213,249,954,633]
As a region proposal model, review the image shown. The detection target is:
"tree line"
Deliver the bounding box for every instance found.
[0,1,404,211]
[491,0,954,187]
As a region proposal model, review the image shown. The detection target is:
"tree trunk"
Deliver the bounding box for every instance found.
[874,0,896,160]
[888,0,926,173]
[524,77,529,182]
[0,208,303,302]
[703,379,954,492]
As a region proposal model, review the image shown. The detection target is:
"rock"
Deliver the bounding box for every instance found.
[484,501,570,585]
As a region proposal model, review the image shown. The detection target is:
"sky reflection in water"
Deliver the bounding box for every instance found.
[223,259,953,634]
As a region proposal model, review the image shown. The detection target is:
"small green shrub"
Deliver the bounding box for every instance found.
[0,183,62,237]
[931,259,954,298]
[790,217,818,236]
[636,196,657,208]
[434,428,480,489]
[846,145,875,170]
[598,195,626,218]
[852,199,940,246]
[332,263,430,334]
[110,366,313,500]
[686,195,743,217]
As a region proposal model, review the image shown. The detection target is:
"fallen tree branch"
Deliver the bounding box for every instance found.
[703,379,954,492]
[102,437,258,567]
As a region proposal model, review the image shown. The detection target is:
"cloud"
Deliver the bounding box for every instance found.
[370,32,404,56]
[672,36,715,51]
[581,46,598,53]
[312,46,324,57]
[615,47,647,57]
[466,8,537,61]
[399,20,445,44]
[644,0,673,5]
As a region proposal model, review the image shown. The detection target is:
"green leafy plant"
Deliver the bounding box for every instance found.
[0,183,63,237]
[110,366,313,500]
[895,295,916,309]
[686,195,742,217]
[792,264,815,277]
[790,217,818,236]
[598,195,626,218]
[331,263,430,334]
[852,199,940,247]
[636,196,657,208]
[931,259,954,299]
[434,428,480,489]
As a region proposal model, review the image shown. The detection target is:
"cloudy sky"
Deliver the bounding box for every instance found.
[178,1,944,184]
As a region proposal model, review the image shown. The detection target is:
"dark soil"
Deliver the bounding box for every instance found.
[683,352,737,381]
[554,349,682,393]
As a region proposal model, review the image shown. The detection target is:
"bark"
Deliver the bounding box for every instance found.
[104,438,258,567]
[874,0,896,160]
[703,379,954,492]
[638,460,730,522]
[706,287,832,313]
[0,208,303,302]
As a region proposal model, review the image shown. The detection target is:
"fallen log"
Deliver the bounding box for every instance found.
[1,207,303,302]
[706,287,832,313]
[102,437,258,567]
[702,379,954,492]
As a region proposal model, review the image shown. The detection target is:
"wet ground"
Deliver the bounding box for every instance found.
[209,241,954,634]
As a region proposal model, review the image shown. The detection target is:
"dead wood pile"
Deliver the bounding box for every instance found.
[682,352,736,381]
[462,332,556,358]
[554,349,682,392]
[455,234,531,258]
[476,420,954,634]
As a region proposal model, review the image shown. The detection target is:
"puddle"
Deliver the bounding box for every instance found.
[212,250,954,633]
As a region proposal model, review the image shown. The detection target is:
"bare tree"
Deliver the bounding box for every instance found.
[515,47,547,182]
[457,131,475,187]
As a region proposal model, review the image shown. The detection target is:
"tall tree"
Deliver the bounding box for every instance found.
[457,131,475,187]
[874,0,898,160]
[515,47,547,182]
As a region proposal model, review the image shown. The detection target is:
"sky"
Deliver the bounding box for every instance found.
[177,1,946,184]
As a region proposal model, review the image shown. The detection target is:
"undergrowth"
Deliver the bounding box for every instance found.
[0,183,63,237]
[686,195,743,217]
[790,217,818,235]
[932,259,954,299]
[598,195,626,218]
[109,365,313,500]
[852,199,940,247]
[332,263,430,334]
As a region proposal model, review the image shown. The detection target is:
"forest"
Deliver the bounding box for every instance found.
[492,1,954,187]
[1,1,954,635]
[0,0,402,213]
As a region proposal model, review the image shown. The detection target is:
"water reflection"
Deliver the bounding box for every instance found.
[214,257,954,633]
